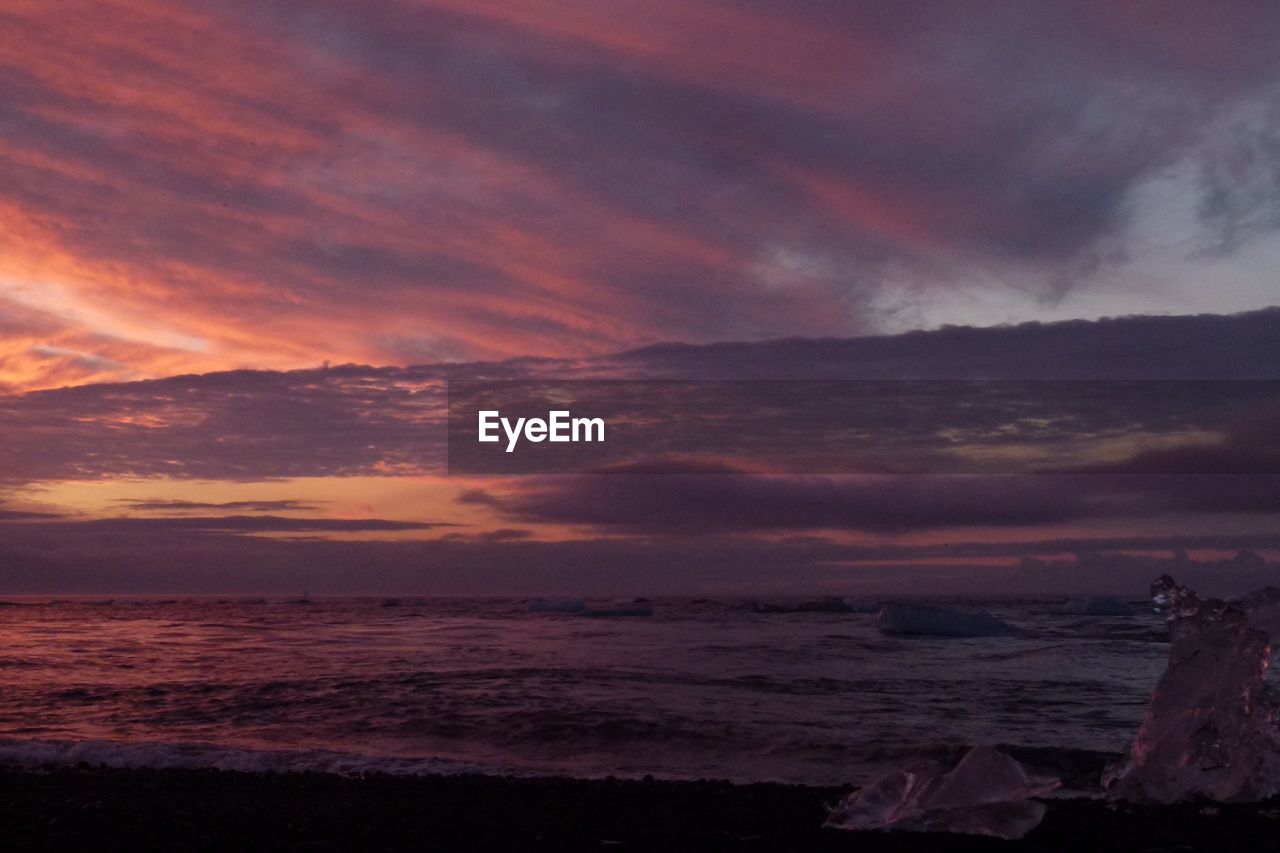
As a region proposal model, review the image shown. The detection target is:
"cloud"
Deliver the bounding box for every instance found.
[2,2,1280,390]
[117,498,321,512]
[462,469,1280,535]
[0,310,1277,597]
[440,527,533,543]
[464,473,1107,534]
[1,514,449,535]
[0,364,450,483]
[0,509,60,520]
[1193,91,1280,254]
[1,309,1278,485]
[609,307,1280,379]
[1,515,1276,597]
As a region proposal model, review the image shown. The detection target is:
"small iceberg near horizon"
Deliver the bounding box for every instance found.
[749,597,862,614]
[579,601,653,618]
[877,603,1019,637]
[527,598,652,617]
[1052,595,1133,616]
[528,597,586,614]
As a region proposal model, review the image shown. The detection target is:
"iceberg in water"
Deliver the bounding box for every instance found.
[528,597,652,617]
[1053,595,1132,616]
[826,746,1059,839]
[877,603,1019,637]
[841,598,882,614]
[750,597,856,614]
[528,597,586,614]
[579,600,653,618]
[1104,575,1280,803]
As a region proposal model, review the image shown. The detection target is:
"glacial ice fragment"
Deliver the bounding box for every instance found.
[825,746,1059,839]
[1104,575,1280,803]
[877,603,1019,637]
[529,598,653,617]
[528,597,586,613]
[750,597,855,614]
[579,601,653,618]
[1053,595,1132,616]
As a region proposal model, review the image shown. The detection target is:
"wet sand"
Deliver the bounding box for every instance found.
[3,764,1279,852]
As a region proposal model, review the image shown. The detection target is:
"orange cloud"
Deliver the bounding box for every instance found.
[1,0,1278,392]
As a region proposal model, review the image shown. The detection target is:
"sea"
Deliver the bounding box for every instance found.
[0,596,1167,787]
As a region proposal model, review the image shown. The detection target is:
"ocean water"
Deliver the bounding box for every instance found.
[0,596,1168,786]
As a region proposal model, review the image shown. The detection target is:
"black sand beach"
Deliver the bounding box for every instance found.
[4,764,1280,852]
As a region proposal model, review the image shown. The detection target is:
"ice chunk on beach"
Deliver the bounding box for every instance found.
[826,746,1058,839]
[1104,575,1280,803]
[877,603,1018,637]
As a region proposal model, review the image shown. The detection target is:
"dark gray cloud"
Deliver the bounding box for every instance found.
[440,528,534,543]
[447,378,1280,475]
[1,515,448,535]
[1,311,1277,598]
[0,365,448,483]
[462,470,1280,534]
[609,307,1280,379]
[117,499,322,513]
[1,310,1279,485]
[0,509,60,521]
[1,517,1276,597]
[465,473,1102,534]
[233,0,1280,269]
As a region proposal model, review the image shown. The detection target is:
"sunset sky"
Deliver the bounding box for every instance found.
[1,1,1279,595]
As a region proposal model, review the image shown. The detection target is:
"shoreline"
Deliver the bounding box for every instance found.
[5,764,1280,852]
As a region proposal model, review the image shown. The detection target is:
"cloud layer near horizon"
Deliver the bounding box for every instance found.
[2,518,1278,597]
[0,310,1277,596]
[2,310,1279,485]
[3,1,1280,391]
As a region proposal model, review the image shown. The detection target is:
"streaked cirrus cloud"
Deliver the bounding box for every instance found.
[3,1,1280,391]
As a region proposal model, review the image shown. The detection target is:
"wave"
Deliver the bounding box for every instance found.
[0,737,495,777]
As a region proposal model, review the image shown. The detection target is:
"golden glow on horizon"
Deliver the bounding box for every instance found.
[16,475,584,542]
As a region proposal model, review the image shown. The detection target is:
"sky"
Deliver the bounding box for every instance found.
[1,1,1279,595]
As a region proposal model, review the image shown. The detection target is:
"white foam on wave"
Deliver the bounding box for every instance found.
[0,737,499,777]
